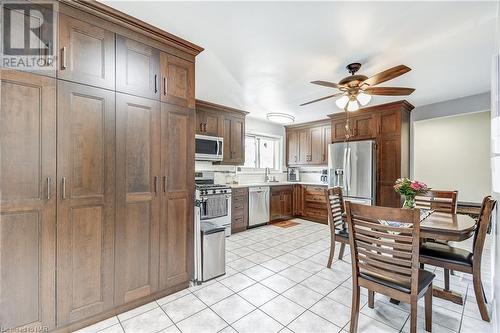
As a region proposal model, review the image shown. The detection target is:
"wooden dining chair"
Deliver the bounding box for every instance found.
[345,202,435,333]
[415,190,458,214]
[420,196,497,322]
[416,190,458,276]
[324,187,349,268]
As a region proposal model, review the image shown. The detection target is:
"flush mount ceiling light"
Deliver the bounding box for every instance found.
[267,113,295,124]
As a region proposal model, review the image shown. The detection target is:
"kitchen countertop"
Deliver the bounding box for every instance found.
[225,181,329,188]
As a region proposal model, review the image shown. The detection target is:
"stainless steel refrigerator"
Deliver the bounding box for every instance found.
[327,140,376,205]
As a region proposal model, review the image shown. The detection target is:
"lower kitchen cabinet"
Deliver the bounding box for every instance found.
[232,188,249,233]
[294,185,328,224]
[270,186,294,222]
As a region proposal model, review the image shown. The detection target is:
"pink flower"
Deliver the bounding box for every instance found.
[410,182,421,191]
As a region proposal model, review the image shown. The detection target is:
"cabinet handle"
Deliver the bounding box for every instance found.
[154,74,158,93]
[204,123,207,132]
[46,177,51,200]
[61,177,66,199]
[61,47,67,70]
[294,155,297,162]
[163,77,167,95]
[163,176,167,193]
[154,176,159,194]
[200,123,204,132]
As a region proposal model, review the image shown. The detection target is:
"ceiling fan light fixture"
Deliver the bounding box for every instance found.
[357,92,372,106]
[347,99,360,112]
[266,112,295,124]
[335,95,349,109]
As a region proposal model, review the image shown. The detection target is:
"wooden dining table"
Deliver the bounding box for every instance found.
[418,211,476,305]
[388,211,476,306]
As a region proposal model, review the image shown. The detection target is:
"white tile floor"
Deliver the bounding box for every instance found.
[77,218,494,333]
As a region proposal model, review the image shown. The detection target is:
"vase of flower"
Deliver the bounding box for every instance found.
[393,178,429,209]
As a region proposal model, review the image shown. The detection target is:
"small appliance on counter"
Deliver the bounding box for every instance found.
[320,169,328,183]
[287,167,300,182]
[200,221,226,282]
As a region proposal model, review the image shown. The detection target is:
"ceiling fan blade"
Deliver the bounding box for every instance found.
[311,80,345,89]
[361,65,411,87]
[363,87,415,96]
[300,92,344,106]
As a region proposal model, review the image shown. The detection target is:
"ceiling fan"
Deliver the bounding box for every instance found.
[300,63,415,111]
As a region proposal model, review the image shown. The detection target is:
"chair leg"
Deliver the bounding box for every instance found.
[327,237,335,268]
[338,243,346,260]
[368,290,374,308]
[350,286,360,333]
[410,299,418,333]
[444,268,450,291]
[425,284,433,332]
[473,274,490,322]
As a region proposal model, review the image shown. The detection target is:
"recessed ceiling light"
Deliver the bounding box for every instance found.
[266,113,295,124]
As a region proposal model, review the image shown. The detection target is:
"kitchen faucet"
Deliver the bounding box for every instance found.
[265,167,271,182]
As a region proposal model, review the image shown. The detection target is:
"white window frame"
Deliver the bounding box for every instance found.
[241,132,283,172]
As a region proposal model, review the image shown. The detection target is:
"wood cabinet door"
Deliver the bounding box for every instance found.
[297,129,310,164]
[159,103,195,289]
[195,110,206,135]
[309,126,324,164]
[56,82,115,325]
[377,137,401,208]
[58,15,115,90]
[287,130,299,165]
[293,185,303,216]
[270,190,283,221]
[352,114,375,139]
[331,118,347,142]
[378,110,401,137]
[116,35,160,99]
[115,94,161,304]
[160,53,195,108]
[322,125,331,164]
[282,189,294,218]
[205,110,222,136]
[230,116,245,164]
[0,70,56,331]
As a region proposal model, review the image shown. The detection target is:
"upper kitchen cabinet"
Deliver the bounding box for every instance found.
[328,100,413,208]
[58,14,115,90]
[223,114,245,165]
[195,100,248,165]
[196,100,224,136]
[116,35,160,99]
[286,120,331,166]
[160,53,195,108]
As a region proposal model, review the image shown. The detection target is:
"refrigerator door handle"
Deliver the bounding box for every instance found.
[346,147,352,193]
[342,147,348,192]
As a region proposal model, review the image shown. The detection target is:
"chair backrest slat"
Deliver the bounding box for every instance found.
[325,187,346,230]
[346,202,421,294]
[415,190,458,214]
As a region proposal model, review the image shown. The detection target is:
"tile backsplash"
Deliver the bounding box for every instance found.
[195,161,327,184]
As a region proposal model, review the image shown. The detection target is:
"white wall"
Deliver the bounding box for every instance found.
[413,111,491,204]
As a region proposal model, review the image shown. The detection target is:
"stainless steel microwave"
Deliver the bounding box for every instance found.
[195,135,223,161]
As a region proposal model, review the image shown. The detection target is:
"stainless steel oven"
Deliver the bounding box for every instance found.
[195,135,223,161]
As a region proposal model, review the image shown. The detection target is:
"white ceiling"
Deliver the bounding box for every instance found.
[103,1,497,123]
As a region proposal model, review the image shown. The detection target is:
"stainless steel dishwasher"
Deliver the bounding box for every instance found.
[248,186,270,227]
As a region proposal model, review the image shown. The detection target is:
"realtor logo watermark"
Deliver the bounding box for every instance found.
[1,0,57,70]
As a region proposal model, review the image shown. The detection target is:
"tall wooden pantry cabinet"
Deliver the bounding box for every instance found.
[0,1,202,332]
